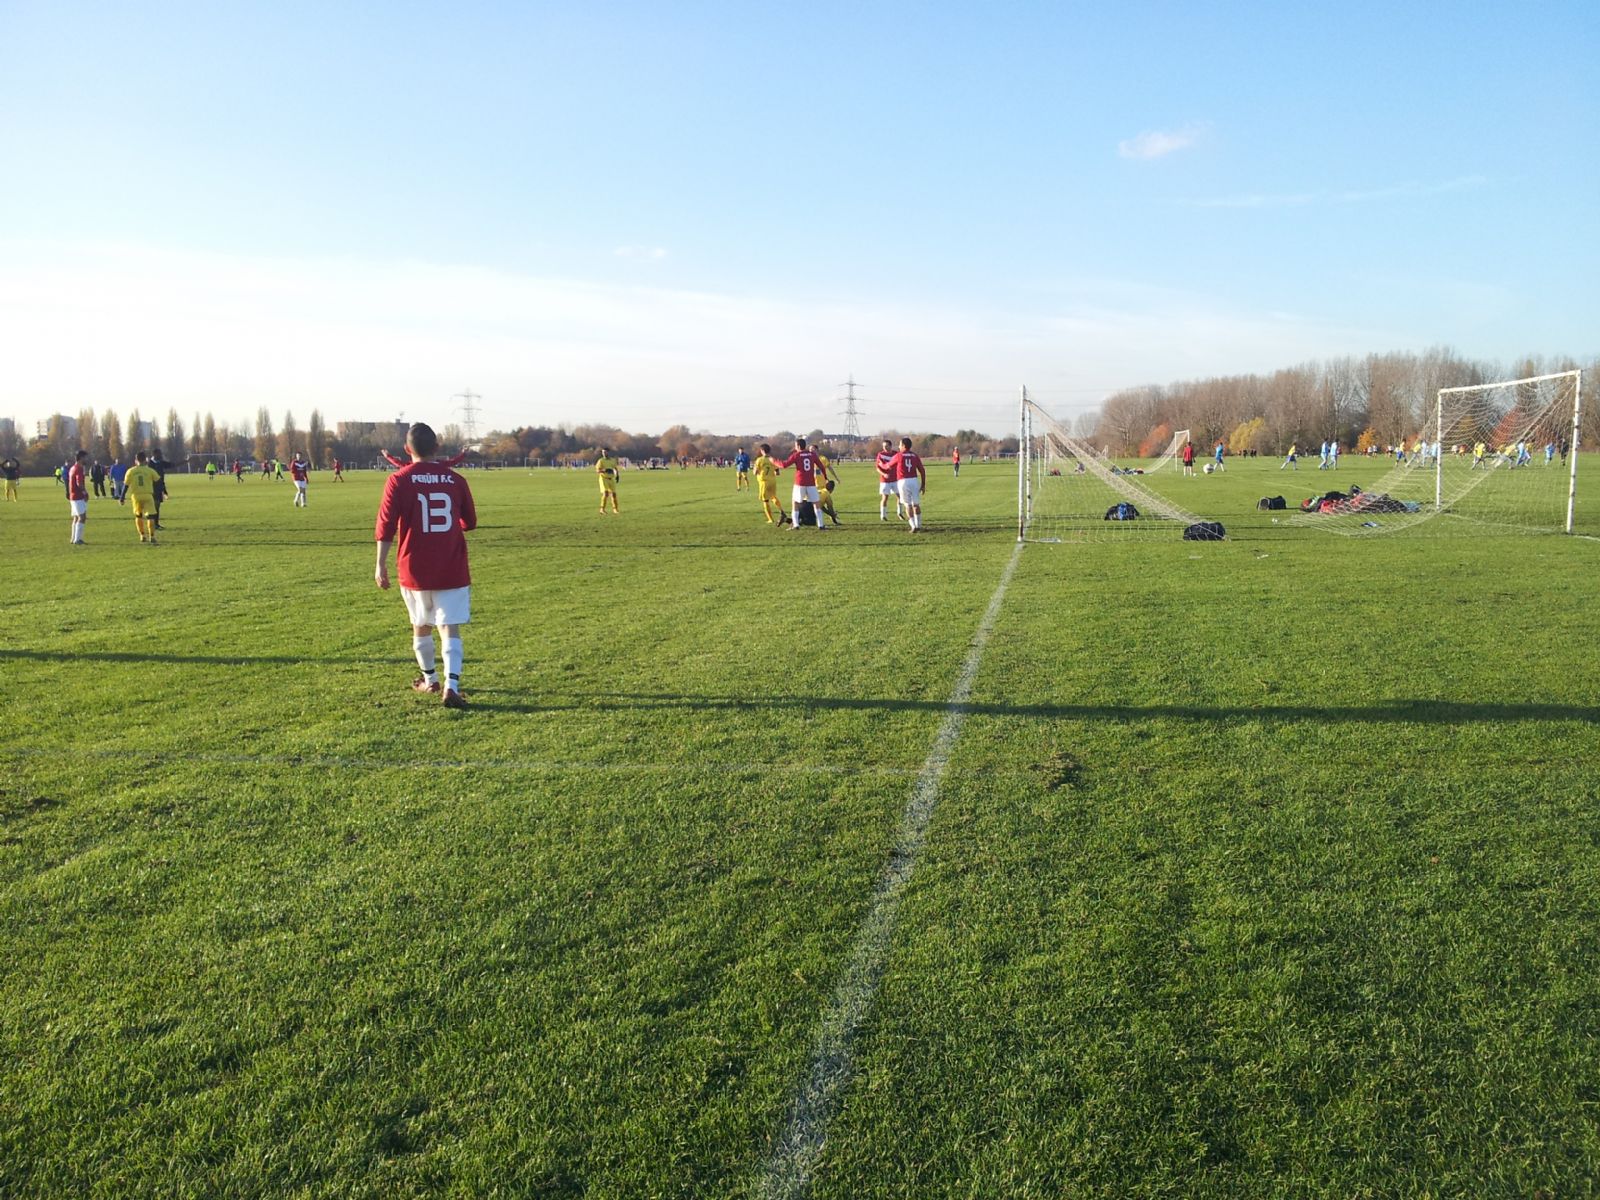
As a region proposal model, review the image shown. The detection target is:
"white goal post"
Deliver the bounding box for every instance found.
[1290,368,1583,536]
[1017,389,1211,541]
[1437,369,1583,534]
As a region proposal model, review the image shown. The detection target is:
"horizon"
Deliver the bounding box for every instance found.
[2,2,1595,437]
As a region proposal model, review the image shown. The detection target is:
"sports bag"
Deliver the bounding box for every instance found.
[1183,521,1226,540]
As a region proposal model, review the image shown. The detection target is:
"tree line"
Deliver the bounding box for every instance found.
[0,407,1019,475]
[1086,349,1599,457]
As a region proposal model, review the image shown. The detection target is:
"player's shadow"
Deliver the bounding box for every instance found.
[0,648,391,667]
[581,692,1600,725]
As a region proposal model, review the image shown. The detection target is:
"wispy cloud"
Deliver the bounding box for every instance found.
[613,245,668,260]
[1117,122,1208,161]
[1186,175,1487,209]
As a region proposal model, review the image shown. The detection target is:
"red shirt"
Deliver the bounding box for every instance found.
[780,449,820,487]
[875,450,896,482]
[374,461,477,590]
[889,450,924,482]
[1181,444,1195,464]
[290,461,308,482]
[68,463,88,500]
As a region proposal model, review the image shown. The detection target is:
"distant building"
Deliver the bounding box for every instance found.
[37,415,80,441]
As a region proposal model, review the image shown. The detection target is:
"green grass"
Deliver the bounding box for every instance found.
[2,460,1597,1197]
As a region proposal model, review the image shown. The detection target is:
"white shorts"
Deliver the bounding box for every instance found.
[70,499,88,516]
[879,480,898,496]
[401,585,471,627]
[792,484,821,505]
[897,478,922,506]
[295,480,307,491]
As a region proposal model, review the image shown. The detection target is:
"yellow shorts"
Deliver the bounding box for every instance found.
[757,483,777,501]
[599,479,617,493]
[130,496,155,517]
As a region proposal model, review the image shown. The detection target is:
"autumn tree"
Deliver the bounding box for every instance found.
[103,410,123,460]
[253,408,275,461]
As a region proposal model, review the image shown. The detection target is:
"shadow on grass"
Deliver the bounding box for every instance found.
[479,690,1600,725]
[0,649,390,667]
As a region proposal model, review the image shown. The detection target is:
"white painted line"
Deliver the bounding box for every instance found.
[761,539,1024,1199]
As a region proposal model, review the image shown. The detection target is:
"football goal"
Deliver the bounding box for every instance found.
[1289,369,1583,535]
[1018,392,1212,541]
[1144,427,1192,472]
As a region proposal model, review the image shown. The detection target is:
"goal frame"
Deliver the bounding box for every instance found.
[1435,369,1582,533]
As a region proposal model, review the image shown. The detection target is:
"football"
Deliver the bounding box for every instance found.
[1203,462,1215,474]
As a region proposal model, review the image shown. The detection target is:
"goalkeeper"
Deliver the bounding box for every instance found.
[596,447,621,514]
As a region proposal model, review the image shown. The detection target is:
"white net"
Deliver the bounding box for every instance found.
[1020,399,1212,541]
[1288,370,1582,535]
[1144,428,1192,473]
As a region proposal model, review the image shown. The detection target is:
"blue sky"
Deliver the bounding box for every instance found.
[1,0,1594,437]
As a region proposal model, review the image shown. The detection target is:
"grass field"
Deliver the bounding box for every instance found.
[3,457,1598,1198]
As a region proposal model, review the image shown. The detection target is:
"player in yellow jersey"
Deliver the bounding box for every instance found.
[123,451,162,545]
[752,443,785,525]
[595,448,620,514]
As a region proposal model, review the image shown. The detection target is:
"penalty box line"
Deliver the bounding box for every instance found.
[761,539,1024,1199]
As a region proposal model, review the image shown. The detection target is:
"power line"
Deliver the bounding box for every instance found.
[453,388,482,444]
[839,375,863,443]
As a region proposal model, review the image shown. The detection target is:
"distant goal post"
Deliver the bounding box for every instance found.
[1435,369,1583,534]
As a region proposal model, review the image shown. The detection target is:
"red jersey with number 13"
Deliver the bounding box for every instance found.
[374,462,477,590]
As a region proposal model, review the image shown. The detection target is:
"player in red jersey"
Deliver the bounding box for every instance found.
[289,454,310,506]
[67,449,89,545]
[952,446,961,477]
[875,438,905,522]
[332,458,345,482]
[374,423,478,709]
[778,438,828,532]
[887,437,927,532]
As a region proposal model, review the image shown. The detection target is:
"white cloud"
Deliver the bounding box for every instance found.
[1117,123,1207,160]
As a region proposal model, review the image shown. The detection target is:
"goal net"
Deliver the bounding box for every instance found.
[1019,395,1212,541]
[1143,428,1192,472]
[1289,370,1583,535]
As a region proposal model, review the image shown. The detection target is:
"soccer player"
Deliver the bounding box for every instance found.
[733,447,750,491]
[752,443,785,525]
[818,477,842,526]
[1280,443,1298,470]
[778,437,826,532]
[1213,441,1226,472]
[1181,440,1196,476]
[1471,440,1486,469]
[952,446,960,476]
[887,437,926,532]
[374,423,477,709]
[233,459,245,481]
[333,458,345,481]
[876,438,904,521]
[1,456,18,501]
[290,454,309,506]
[595,447,620,513]
[124,451,162,544]
[109,458,128,502]
[67,450,89,544]
[149,450,170,529]
[205,460,217,480]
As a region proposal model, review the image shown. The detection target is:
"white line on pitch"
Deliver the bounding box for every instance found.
[760,539,1024,1199]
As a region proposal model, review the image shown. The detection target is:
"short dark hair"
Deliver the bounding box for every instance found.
[407,423,439,457]
[796,437,808,450]
[900,437,913,450]
[759,443,771,454]
[135,451,148,463]
[75,449,88,460]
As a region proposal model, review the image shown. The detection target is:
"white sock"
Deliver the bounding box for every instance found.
[443,637,464,691]
[413,635,437,680]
